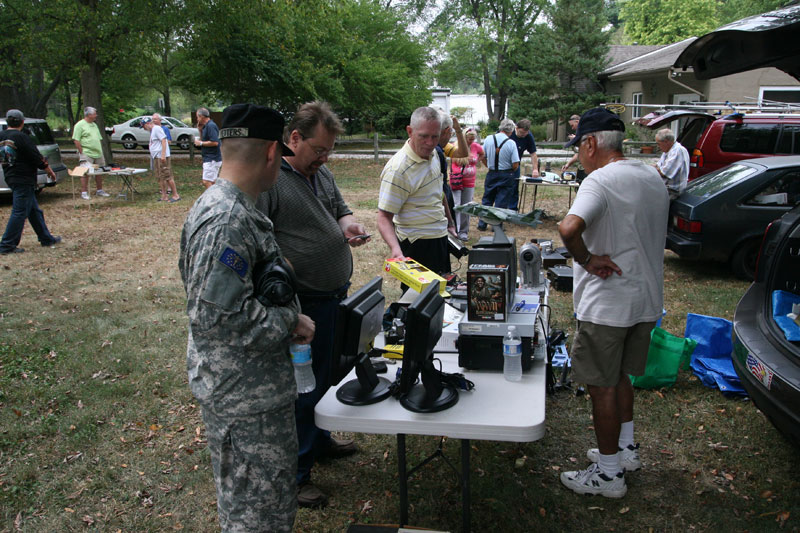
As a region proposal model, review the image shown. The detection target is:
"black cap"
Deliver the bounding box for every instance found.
[564,108,625,148]
[220,103,294,156]
[5,109,24,126]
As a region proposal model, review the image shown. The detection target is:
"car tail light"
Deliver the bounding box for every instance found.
[754,220,777,280]
[691,148,704,169]
[111,127,115,135]
[673,215,702,233]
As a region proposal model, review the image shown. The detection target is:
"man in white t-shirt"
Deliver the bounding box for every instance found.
[557,108,669,498]
[142,116,180,202]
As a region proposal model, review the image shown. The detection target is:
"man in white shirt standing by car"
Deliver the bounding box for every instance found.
[654,128,690,199]
[558,107,669,498]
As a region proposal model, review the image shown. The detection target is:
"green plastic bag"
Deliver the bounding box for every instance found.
[630,327,697,389]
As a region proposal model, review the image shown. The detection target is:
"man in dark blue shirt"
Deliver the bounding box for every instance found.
[194,107,222,189]
[509,118,539,211]
[0,109,61,254]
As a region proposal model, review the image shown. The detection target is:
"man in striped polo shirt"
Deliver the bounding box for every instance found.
[377,106,457,283]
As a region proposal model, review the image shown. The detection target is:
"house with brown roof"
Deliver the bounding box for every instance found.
[600,39,800,125]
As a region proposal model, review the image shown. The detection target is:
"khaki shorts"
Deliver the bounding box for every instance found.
[81,154,106,169]
[154,157,173,184]
[570,320,656,387]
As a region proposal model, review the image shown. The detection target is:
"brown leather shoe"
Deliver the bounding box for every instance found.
[320,436,357,459]
[297,481,328,508]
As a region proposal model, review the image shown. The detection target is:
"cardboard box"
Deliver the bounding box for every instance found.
[466,265,508,322]
[383,258,448,298]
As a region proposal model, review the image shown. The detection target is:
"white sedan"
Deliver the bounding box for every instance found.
[109,116,200,150]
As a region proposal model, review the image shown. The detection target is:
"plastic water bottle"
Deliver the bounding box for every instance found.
[290,343,316,393]
[503,326,523,382]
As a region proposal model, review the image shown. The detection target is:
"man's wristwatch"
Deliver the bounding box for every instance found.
[578,251,592,266]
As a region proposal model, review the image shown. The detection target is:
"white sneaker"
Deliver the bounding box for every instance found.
[560,462,627,498]
[81,191,90,200]
[95,189,111,197]
[587,443,642,472]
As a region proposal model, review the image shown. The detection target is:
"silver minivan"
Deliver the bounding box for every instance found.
[0,118,70,194]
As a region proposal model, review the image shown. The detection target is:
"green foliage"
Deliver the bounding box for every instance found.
[510,0,609,126]
[620,0,718,44]
[431,0,548,121]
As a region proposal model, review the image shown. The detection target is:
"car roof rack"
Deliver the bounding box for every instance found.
[603,100,800,116]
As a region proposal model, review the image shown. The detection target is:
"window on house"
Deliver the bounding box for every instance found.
[632,93,643,119]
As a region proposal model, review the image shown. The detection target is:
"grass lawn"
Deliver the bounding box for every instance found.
[0,155,798,532]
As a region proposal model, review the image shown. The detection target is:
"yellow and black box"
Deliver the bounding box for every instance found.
[383,258,448,298]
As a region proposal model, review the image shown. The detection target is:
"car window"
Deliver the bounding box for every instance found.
[720,123,780,154]
[20,122,55,145]
[746,170,800,206]
[678,117,713,151]
[775,125,800,155]
[686,163,759,196]
[130,118,142,128]
[165,117,189,128]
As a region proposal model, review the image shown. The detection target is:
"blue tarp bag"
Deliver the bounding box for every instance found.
[685,313,746,396]
[772,290,800,341]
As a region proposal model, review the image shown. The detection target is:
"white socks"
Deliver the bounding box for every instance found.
[619,421,634,449]
[597,452,621,476]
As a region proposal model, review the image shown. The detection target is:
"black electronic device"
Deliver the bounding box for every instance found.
[447,234,469,259]
[398,283,458,413]
[253,257,297,306]
[330,276,392,405]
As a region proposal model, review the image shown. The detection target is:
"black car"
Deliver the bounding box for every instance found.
[667,156,800,279]
[678,5,800,446]
[732,205,800,445]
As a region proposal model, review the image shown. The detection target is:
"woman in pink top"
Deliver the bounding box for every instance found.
[450,128,484,241]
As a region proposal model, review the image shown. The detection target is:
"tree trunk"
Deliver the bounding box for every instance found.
[80,58,112,163]
[32,73,62,119]
[163,87,171,117]
[373,129,380,164]
[64,79,75,130]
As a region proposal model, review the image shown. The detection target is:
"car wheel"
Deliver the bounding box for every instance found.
[730,239,761,280]
[177,135,191,150]
[121,135,137,150]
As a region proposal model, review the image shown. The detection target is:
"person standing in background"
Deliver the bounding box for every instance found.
[194,107,222,189]
[72,106,110,200]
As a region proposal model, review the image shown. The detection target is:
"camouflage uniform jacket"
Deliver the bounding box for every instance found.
[179,178,299,417]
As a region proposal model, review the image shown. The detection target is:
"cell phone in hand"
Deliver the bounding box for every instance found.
[346,234,371,243]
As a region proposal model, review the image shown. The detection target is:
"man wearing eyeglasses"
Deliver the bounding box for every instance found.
[558,108,668,498]
[256,101,368,510]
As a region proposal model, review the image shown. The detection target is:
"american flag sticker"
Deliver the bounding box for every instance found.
[219,247,248,278]
[746,353,773,390]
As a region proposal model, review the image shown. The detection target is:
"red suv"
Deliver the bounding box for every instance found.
[647,110,800,180]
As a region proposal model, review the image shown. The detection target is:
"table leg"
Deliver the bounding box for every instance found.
[398,433,408,527]
[519,181,527,213]
[461,439,471,533]
[532,185,539,212]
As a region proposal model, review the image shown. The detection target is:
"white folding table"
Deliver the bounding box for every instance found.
[315,324,547,532]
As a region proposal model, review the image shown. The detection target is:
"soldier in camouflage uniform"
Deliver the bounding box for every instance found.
[179,103,315,533]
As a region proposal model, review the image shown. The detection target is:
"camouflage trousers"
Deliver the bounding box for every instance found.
[202,403,298,533]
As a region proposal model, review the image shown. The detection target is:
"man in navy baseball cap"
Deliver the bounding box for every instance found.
[564,107,625,148]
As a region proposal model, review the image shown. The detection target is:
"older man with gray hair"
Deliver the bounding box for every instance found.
[193,107,222,189]
[558,108,668,498]
[377,106,453,281]
[654,127,689,199]
[72,106,110,200]
[476,118,520,230]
